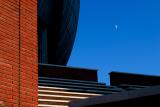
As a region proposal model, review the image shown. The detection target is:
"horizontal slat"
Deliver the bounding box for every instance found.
[38,85,121,93]
[39,78,123,92]
[39,76,103,85]
[39,86,70,90]
[118,84,149,88]
[38,104,68,107]
[124,87,147,91]
[38,96,80,101]
[39,82,121,92]
[39,99,70,102]
[38,89,101,97]
[39,83,118,94]
[39,94,88,99]
[38,79,107,88]
[39,99,69,106]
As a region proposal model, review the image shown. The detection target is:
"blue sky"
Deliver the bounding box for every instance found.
[68,0,160,84]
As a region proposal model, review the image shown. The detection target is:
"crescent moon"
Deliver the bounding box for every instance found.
[115,25,118,30]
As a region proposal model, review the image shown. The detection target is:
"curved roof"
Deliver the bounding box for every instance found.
[38,0,80,65]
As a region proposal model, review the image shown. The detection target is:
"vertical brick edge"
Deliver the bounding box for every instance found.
[0,0,38,107]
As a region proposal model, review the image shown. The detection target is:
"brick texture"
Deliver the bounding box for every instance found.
[0,0,38,107]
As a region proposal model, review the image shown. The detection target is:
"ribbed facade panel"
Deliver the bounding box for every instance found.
[38,0,80,65]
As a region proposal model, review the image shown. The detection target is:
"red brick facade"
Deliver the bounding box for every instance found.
[0,0,38,107]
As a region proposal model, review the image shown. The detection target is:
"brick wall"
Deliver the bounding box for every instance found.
[0,0,38,107]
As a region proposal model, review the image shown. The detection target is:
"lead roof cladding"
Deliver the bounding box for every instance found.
[38,0,80,65]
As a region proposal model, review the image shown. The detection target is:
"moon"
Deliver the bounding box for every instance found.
[115,25,118,30]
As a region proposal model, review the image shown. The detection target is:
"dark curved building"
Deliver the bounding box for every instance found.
[38,0,80,65]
